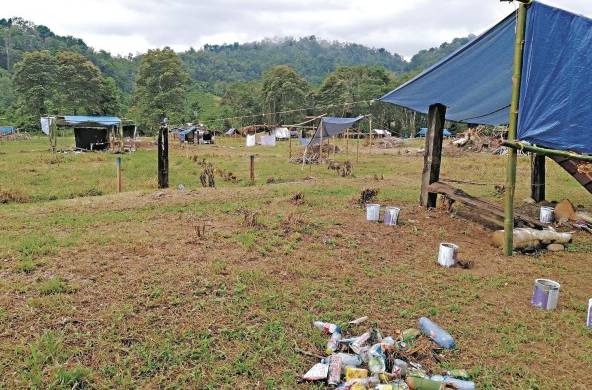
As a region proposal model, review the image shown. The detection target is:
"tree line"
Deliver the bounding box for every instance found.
[0,17,473,135]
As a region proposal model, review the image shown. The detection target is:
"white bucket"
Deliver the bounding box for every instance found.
[437,243,458,268]
[540,206,554,224]
[531,279,560,310]
[366,204,380,222]
[383,207,401,226]
[587,298,592,328]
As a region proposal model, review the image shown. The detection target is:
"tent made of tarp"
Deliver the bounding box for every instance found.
[308,116,365,146]
[179,127,197,143]
[225,128,237,136]
[380,1,592,155]
[373,129,392,137]
[417,128,452,138]
[0,126,15,135]
[272,127,290,139]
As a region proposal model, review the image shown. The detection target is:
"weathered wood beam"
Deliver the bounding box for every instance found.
[531,154,545,202]
[420,103,447,208]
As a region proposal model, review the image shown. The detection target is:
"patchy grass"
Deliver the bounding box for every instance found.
[0,136,591,388]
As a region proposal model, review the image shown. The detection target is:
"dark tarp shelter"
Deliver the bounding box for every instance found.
[61,116,120,151]
[380,1,592,155]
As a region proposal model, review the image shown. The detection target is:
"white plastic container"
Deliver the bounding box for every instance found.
[531,279,560,310]
[437,243,458,268]
[587,298,592,328]
[383,207,401,226]
[539,206,554,224]
[366,204,380,222]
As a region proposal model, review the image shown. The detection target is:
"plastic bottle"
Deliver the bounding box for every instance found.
[328,354,342,385]
[392,359,408,378]
[417,317,456,349]
[405,376,443,390]
[431,375,475,390]
[368,343,386,374]
[351,331,371,354]
[313,320,341,335]
[444,369,470,380]
[326,331,343,355]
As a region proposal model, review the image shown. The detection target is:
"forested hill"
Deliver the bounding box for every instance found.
[0,18,473,92]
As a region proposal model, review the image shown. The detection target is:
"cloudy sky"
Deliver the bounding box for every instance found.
[3,0,592,57]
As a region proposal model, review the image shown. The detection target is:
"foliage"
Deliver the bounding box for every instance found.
[261,65,310,125]
[132,48,190,133]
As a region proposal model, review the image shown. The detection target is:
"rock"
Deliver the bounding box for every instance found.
[547,243,565,252]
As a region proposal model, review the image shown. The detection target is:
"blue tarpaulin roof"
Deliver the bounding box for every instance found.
[418,128,452,137]
[380,1,592,154]
[309,116,365,146]
[0,126,15,134]
[63,116,121,126]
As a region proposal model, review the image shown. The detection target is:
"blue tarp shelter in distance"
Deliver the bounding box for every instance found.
[380,1,592,155]
[0,126,15,135]
[62,116,121,127]
[308,116,365,146]
[418,128,452,138]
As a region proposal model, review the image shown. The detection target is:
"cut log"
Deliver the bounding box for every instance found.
[427,181,545,229]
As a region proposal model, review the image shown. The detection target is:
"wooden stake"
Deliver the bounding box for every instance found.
[250,154,255,184]
[346,128,350,157]
[356,132,360,163]
[531,154,545,203]
[116,157,122,193]
[288,134,292,160]
[157,123,169,188]
[420,103,447,208]
[319,125,324,162]
[503,1,529,256]
[369,117,373,155]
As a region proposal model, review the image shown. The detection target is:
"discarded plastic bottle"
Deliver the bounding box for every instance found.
[392,359,408,378]
[391,379,410,390]
[336,353,362,369]
[405,376,443,390]
[443,369,470,380]
[327,354,342,385]
[368,343,386,374]
[431,375,475,390]
[326,331,343,355]
[350,331,371,354]
[313,320,341,335]
[418,317,456,349]
[401,328,421,343]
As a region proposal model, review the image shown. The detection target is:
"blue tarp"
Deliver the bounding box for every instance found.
[179,127,196,141]
[0,126,15,135]
[309,116,365,146]
[63,116,121,126]
[418,128,452,137]
[380,1,592,154]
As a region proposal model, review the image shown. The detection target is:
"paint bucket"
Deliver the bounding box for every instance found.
[366,204,380,222]
[587,299,592,328]
[437,243,458,268]
[531,279,560,310]
[383,207,401,226]
[539,206,554,224]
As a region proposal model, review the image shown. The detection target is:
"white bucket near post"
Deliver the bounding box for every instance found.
[383,207,401,226]
[539,206,554,224]
[366,204,380,222]
[531,279,560,310]
[437,243,458,268]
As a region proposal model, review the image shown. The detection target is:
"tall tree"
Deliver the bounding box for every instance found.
[221,82,262,127]
[132,48,189,132]
[56,51,115,115]
[12,50,57,120]
[261,65,309,124]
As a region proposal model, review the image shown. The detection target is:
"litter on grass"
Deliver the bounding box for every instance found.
[301,317,475,389]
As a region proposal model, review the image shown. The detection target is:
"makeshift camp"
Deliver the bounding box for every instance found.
[178,127,197,143]
[225,128,237,136]
[300,116,367,164]
[372,129,392,137]
[0,126,15,136]
[380,0,592,255]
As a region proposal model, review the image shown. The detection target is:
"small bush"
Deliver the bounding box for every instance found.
[0,189,30,204]
[37,277,71,295]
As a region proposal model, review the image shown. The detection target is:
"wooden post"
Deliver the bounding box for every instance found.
[369,117,373,155]
[531,154,545,203]
[288,133,292,160]
[116,157,122,193]
[319,125,324,162]
[346,128,350,157]
[157,123,169,188]
[356,132,360,163]
[504,1,529,256]
[249,154,255,184]
[420,103,447,208]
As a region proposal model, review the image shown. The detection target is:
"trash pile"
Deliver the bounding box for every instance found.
[301,317,475,389]
[367,137,405,149]
[448,126,505,154]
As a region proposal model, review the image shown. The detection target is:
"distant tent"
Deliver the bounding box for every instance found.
[225,128,237,136]
[308,116,365,146]
[372,129,392,137]
[179,127,197,143]
[417,128,452,137]
[0,126,15,135]
[272,127,290,139]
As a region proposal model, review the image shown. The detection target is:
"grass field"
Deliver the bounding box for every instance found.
[0,135,591,389]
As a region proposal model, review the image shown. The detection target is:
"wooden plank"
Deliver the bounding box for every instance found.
[531,154,545,202]
[420,104,447,207]
[428,181,545,229]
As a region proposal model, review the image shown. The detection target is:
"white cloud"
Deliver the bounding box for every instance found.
[3,0,592,56]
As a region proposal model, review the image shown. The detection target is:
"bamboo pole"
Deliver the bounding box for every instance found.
[503,1,529,256]
[502,141,592,162]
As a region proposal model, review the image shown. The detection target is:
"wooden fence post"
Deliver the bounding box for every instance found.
[116,157,122,193]
[531,154,545,203]
[420,103,447,208]
[250,154,255,184]
[157,123,169,188]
